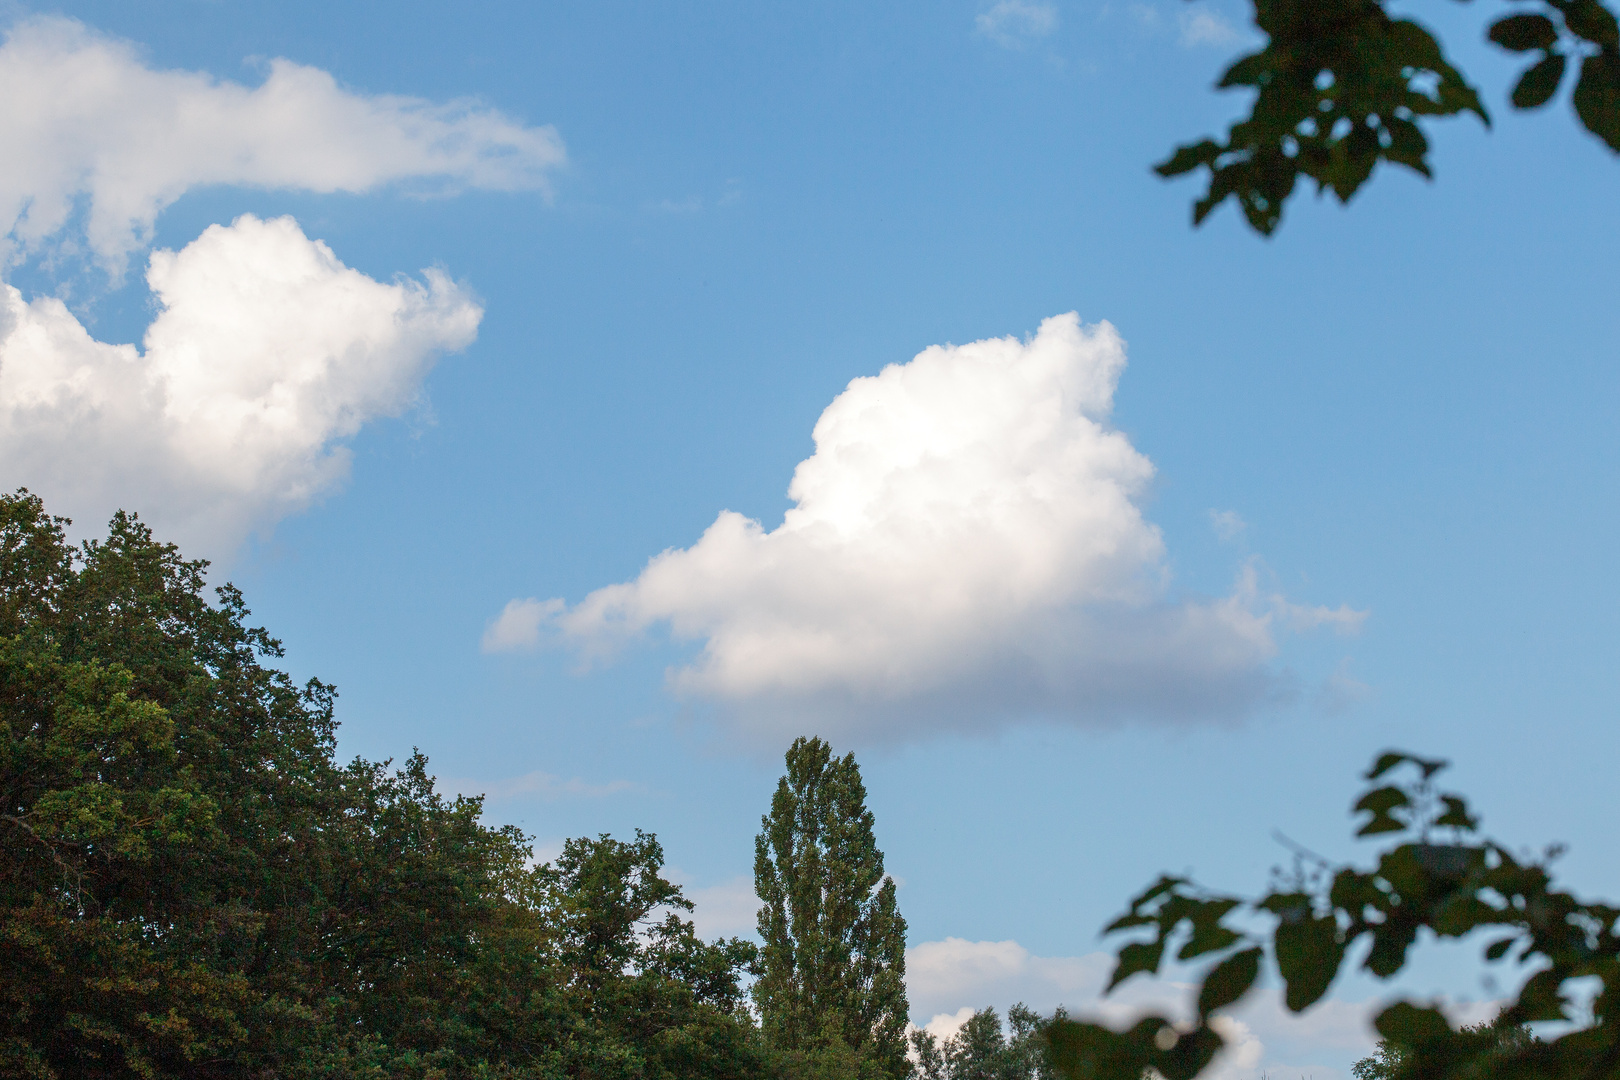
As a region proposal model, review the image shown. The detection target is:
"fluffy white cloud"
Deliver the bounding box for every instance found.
[491,313,1361,741]
[0,16,565,274]
[976,1,1060,47]
[906,938,1380,1080]
[0,213,480,555]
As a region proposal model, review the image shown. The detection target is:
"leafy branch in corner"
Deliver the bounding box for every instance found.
[1046,751,1620,1080]
[1159,0,1620,234]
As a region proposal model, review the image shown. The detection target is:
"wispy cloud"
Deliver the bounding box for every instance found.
[1315,657,1372,715]
[1209,509,1247,541]
[975,0,1059,48]
[1178,7,1242,47]
[0,16,565,277]
[447,769,639,802]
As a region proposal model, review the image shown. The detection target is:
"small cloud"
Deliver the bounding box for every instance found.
[976,0,1059,48]
[1209,509,1247,541]
[482,597,562,652]
[680,874,761,939]
[1315,658,1371,716]
[1229,561,1367,636]
[650,195,703,214]
[447,768,639,801]
[1126,2,1164,30]
[1178,8,1242,47]
[921,1006,977,1043]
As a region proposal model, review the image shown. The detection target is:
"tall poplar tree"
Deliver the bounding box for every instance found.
[753,736,909,1079]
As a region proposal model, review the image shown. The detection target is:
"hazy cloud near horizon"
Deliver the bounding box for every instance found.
[487,314,1363,743]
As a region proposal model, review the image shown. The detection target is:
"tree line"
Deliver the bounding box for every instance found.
[0,491,1056,1079]
[6,490,1618,1080]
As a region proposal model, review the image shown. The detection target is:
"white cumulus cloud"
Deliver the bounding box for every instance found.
[490,314,1362,742]
[976,1,1060,48]
[0,16,565,274]
[0,213,481,556]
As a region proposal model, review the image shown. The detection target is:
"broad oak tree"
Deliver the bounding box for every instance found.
[1045,752,1620,1080]
[1160,0,1620,233]
[753,736,911,1079]
[0,490,764,1080]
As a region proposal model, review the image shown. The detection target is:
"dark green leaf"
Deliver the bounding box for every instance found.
[1366,752,1447,781]
[1514,968,1571,1021]
[1567,0,1620,47]
[1156,1023,1225,1080]
[1435,795,1480,830]
[1366,753,1408,781]
[1109,940,1166,991]
[1573,51,1620,150]
[1484,937,1516,961]
[1198,947,1262,1016]
[1046,1017,1160,1080]
[1274,912,1345,1011]
[1512,52,1567,109]
[1355,786,1410,836]
[1154,141,1222,178]
[1489,13,1559,52]
[1178,897,1243,959]
[1374,1002,1452,1045]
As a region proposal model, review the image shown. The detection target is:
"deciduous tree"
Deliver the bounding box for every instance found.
[754,736,909,1078]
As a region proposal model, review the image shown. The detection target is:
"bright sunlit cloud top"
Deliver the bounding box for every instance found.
[487,313,1363,742]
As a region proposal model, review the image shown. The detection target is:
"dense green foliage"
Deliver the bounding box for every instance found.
[1047,752,1620,1080]
[1350,1023,1537,1080]
[909,1005,1059,1080]
[1160,0,1620,233]
[754,737,910,1079]
[0,490,764,1079]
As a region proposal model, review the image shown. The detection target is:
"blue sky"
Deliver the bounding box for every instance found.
[2,0,1617,1073]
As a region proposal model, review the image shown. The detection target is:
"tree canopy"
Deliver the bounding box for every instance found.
[0,489,764,1080]
[1161,0,1620,233]
[753,736,911,1079]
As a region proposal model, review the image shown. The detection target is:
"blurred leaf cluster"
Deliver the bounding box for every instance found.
[1047,751,1620,1080]
[1160,0,1620,233]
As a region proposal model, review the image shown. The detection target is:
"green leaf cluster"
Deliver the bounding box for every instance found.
[1046,750,1620,1080]
[1159,0,1620,234]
